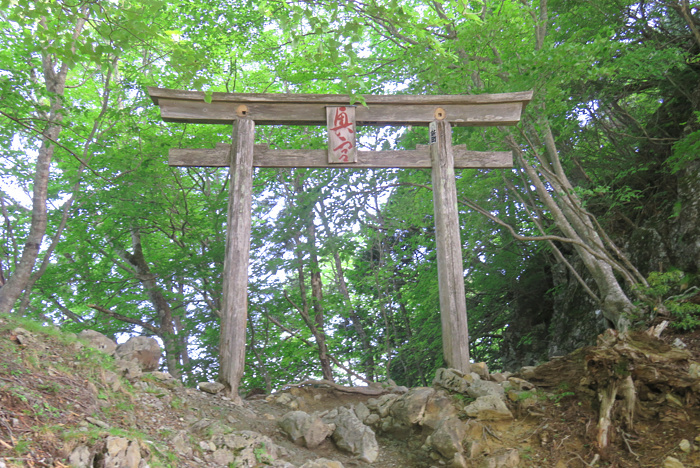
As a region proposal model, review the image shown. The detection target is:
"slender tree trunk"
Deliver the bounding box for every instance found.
[17,58,117,316]
[306,221,334,381]
[292,240,334,382]
[115,228,181,379]
[0,8,88,314]
[317,204,375,381]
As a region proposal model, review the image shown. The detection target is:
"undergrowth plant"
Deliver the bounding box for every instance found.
[638,270,700,331]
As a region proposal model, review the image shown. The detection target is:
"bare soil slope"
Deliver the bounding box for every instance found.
[0,315,699,467]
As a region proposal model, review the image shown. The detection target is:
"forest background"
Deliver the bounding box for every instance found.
[0,0,699,392]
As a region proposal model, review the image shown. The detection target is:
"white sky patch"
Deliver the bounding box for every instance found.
[1,135,34,208]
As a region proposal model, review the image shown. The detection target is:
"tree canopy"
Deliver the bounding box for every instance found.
[1,0,699,390]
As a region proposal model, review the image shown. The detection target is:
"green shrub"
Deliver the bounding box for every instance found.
[639,270,700,331]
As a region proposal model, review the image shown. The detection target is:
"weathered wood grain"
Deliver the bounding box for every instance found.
[219,118,255,402]
[148,86,533,105]
[430,120,471,374]
[168,144,512,169]
[156,98,527,126]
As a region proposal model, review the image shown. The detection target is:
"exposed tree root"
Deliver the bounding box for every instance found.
[522,329,699,456]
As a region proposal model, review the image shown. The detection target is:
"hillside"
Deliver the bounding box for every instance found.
[1,315,699,468]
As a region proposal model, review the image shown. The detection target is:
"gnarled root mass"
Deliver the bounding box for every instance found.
[522,329,700,453]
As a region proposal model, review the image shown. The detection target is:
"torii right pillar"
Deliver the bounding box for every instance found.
[430,119,471,373]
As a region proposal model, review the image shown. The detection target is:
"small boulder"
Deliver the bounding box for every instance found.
[663,457,685,468]
[67,445,92,468]
[299,459,345,468]
[433,368,472,393]
[466,379,504,400]
[103,437,141,468]
[169,431,193,457]
[506,377,535,391]
[78,330,117,355]
[367,393,399,418]
[518,366,537,380]
[198,382,226,395]
[679,439,692,453]
[481,448,520,468]
[422,390,459,431]
[212,431,280,468]
[114,359,142,380]
[115,336,161,371]
[489,371,511,383]
[689,362,700,379]
[464,395,513,421]
[189,418,232,437]
[471,362,489,380]
[353,402,371,423]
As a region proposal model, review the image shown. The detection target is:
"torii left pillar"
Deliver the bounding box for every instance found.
[219,117,254,403]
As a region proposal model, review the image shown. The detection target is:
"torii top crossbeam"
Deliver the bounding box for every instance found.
[147,87,532,126]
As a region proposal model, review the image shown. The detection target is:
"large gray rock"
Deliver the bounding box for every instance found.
[279,411,335,448]
[426,416,466,459]
[115,336,161,372]
[464,395,513,421]
[78,330,117,356]
[114,359,142,380]
[421,390,460,431]
[388,387,435,432]
[330,407,378,463]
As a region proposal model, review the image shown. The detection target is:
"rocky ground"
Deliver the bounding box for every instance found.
[0,314,699,467]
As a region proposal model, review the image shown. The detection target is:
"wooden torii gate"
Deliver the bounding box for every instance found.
[148,87,532,399]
